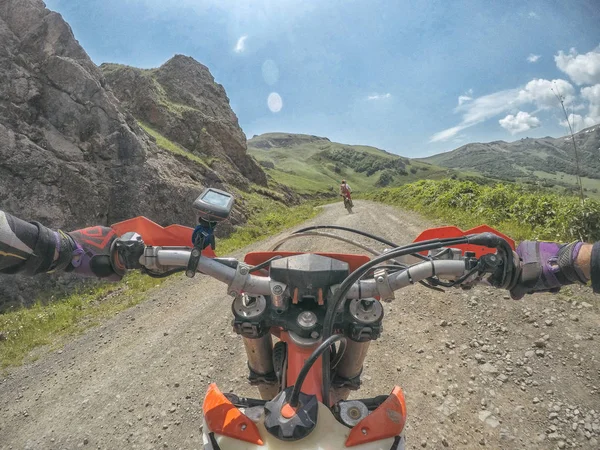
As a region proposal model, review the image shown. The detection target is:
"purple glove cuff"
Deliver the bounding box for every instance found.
[70,244,84,268]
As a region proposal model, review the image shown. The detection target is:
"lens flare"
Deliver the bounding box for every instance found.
[267,92,283,113]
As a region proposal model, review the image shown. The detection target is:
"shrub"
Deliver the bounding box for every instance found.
[364,179,600,242]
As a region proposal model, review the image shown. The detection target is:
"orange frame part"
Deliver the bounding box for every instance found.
[279,331,324,402]
[111,216,215,257]
[412,225,515,257]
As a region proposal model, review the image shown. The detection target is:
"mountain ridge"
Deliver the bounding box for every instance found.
[421,124,600,191]
[248,133,454,194]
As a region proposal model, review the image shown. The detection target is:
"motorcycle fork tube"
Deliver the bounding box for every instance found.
[242,335,279,400]
[331,340,370,403]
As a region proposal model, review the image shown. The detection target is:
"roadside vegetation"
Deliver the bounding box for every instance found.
[0,196,319,369]
[364,179,600,242]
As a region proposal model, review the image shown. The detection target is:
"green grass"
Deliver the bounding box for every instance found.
[0,199,319,370]
[138,121,209,167]
[0,272,165,369]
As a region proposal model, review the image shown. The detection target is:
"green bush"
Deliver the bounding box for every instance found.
[364,179,600,242]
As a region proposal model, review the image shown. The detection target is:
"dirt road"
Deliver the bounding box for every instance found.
[1,201,599,449]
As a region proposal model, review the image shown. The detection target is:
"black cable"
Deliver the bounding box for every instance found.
[142,267,186,278]
[321,236,471,406]
[289,334,345,408]
[330,339,347,370]
[294,225,400,248]
[248,255,283,273]
[294,225,432,263]
[293,225,446,295]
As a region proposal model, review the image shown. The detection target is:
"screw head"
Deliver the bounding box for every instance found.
[272,284,283,295]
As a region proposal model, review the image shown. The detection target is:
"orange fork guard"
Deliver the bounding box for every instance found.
[413,225,515,257]
[111,216,216,257]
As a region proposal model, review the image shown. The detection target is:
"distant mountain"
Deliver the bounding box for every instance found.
[421,124,600,194]
[248,133,454,194]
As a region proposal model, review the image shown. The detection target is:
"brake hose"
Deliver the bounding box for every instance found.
[288,334,345,408]
[321,236,471,406]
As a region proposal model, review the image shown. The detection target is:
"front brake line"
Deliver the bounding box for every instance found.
[321,236,471,407]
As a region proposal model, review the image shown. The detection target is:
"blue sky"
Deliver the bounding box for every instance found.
[45,0,600,157]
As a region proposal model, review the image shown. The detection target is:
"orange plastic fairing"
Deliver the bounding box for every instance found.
[244,252,370,273]
[412,225,515,257]
[345,386,407,447]
[202,383,264,445]
[111,216,215,257]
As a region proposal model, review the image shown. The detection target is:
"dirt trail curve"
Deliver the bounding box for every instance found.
[1,201,599,450]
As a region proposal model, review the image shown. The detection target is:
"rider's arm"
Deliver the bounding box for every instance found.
[510,240,599,298]
[575,244,593,280]
[0,209,122,280]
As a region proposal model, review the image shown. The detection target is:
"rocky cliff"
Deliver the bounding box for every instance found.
[100,57,267,188]
[0,0,268,307]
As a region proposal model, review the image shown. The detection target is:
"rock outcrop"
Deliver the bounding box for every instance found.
[100,57,267,188]
[0,0,267,307]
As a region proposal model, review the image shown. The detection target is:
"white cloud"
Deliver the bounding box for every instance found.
[458,95,472,106]
[234,35,248,53]
[499,111,541,134]
[367,93,391,100]
[555,45,600,85]
[430,125,470,143]
[560,113,597,131]
[581,84,600,122]
[457,88,521,124]
[527,54,541,63]
[430,78,574,142]
[528,11,539,19]
[517,78,575,108]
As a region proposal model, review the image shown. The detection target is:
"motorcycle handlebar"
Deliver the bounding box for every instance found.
[143,248,472,299]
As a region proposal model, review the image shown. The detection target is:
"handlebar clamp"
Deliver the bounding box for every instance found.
[373,268,395,302]
[228,263,252,297]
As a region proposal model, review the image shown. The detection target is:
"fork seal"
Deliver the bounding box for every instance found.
[591,242,600,294]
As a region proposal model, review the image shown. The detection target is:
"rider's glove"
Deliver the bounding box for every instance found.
[52,226,124,281]
[509,241,588,300]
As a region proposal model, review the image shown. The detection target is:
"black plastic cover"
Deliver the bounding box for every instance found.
[269,254,349,299]
[264,387,318,441]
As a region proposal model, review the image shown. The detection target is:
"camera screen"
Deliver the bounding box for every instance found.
[203,190,231,207]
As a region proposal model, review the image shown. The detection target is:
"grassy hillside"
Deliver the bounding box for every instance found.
[248,133,460,195]
[421,124,600,197]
